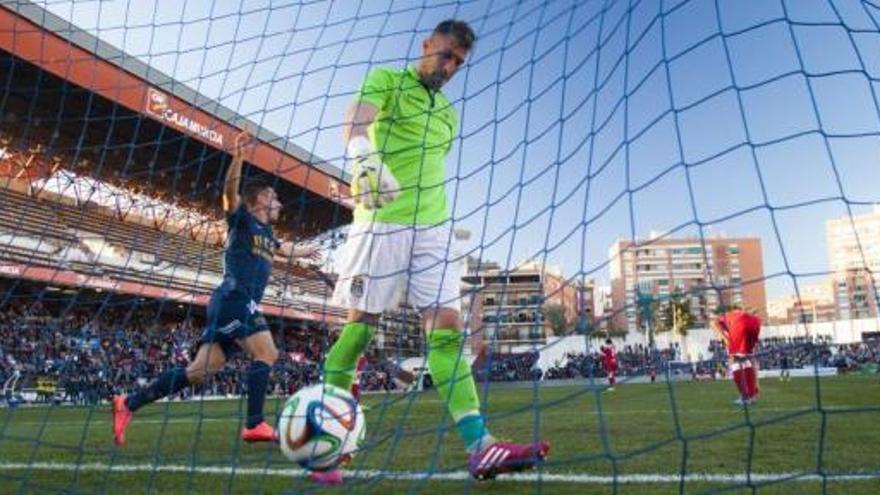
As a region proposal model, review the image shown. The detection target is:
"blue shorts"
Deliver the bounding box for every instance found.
[199,290,270,359]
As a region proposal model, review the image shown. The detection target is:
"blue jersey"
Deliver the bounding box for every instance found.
[219,205,279,302]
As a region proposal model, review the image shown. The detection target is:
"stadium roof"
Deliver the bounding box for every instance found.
[0,0,352,207]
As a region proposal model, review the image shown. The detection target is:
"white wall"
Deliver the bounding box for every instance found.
[531,335,588,371]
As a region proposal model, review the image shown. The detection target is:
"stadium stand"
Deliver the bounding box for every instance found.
[0,287,403,406]
[0,183,336,309]
[541,340,880,382]
[0,3,371,411]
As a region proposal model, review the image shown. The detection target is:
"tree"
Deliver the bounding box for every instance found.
[544,304,570,336]
[652,295,694,336]
[635,290,657,349]
[653,299,673,334]
[670,298,694,335]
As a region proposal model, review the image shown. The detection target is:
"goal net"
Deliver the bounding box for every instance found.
[1,0,879,493]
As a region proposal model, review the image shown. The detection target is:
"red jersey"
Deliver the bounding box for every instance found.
[719,310,761,356]
[350,356,367,401]
[601,345,618,371]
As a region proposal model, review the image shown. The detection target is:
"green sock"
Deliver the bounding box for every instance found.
[323,322,375,390]
[427,328,492,450]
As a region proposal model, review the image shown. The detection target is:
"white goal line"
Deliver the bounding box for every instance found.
[0,462,877,484]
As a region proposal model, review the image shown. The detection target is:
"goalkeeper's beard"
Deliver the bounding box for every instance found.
[421,67,448,91]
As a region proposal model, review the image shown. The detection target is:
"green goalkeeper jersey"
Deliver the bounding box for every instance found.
[352,66,457,226]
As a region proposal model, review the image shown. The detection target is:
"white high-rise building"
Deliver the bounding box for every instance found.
[826,207,880,320]
[826,206,880,273]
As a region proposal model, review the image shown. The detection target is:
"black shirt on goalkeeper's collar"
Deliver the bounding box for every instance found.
[220,205,279,302]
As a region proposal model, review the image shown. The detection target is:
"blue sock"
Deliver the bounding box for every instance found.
[126,367,189,412]
[457,413,492,452]
[245,361,272,428]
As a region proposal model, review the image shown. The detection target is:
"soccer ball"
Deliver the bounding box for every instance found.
[278,383,366,471]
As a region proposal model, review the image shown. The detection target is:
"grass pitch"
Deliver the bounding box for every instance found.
[1,375,878,494]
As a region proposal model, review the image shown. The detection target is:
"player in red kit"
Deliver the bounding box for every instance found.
[711,308,762,405]
[351,355,366,402]
[600,339,619,391]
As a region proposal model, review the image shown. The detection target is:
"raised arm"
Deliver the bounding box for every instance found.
[222,130,251,212]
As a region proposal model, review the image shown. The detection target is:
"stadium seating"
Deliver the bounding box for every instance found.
[0,185,336,310]
[0,185,79,248]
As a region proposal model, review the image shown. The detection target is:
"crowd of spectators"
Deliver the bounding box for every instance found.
[3,298,880,407]
[708,336,838,370]
[830,341,880,372]
[700,337,879,377]
[474,351,540,382]
[541,338,880,381]
[0,301,398,406]
[543,343,677,380]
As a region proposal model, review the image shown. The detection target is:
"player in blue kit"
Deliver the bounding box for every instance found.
[112,131,318,445]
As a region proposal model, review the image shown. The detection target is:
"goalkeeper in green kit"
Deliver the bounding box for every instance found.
[309,19,550,485]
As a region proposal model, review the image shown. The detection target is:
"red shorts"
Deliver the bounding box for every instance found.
[604,360,618,374]
[726,314,761,356]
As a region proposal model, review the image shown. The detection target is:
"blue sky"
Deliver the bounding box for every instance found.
[38,0,880,299]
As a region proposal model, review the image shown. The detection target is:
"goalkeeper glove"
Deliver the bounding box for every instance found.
[346,136,400,210]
